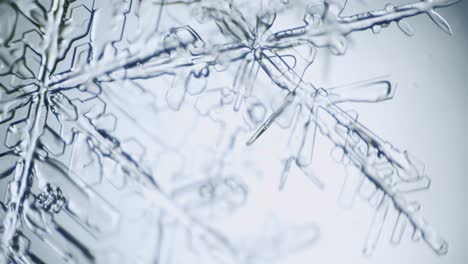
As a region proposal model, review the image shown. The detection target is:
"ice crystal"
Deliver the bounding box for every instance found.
[0,0,461,263]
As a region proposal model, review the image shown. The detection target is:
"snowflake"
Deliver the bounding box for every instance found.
[0,0,460,263]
